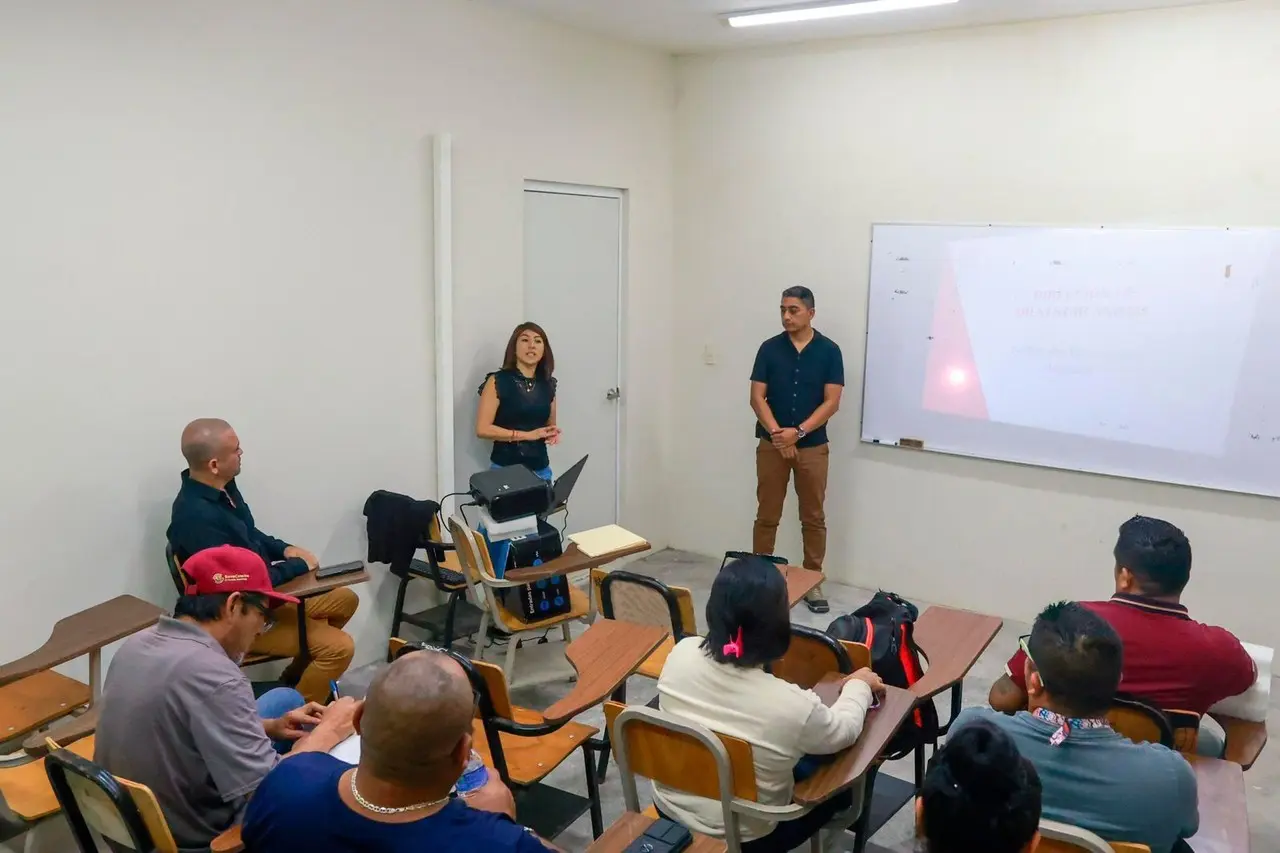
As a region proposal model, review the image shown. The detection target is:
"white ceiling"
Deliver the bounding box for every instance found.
[490,0,1235,52]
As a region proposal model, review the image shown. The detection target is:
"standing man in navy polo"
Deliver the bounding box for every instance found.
[750,286,844,613]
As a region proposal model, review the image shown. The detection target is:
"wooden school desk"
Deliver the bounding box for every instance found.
[1189,756,1250,853]
[541,619,669,725]
[792,676,917,806]
[1209,711,1267,771]
[781,565,824,608]
[503,540,652,584]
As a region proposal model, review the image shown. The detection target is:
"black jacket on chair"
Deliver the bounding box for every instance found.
[362,490,440,578]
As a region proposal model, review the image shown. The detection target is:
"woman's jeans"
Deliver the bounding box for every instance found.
[484,463,552,574]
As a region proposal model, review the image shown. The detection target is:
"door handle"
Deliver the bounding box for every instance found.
[606,387,621,401]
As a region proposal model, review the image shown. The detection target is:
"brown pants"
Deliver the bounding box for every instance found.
[250,587,359,703]
[753,439,830,574]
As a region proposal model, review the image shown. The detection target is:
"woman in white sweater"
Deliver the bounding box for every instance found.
[653,557,884,851]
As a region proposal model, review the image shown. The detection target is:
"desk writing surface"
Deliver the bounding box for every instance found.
[1210,712,1268,771]
[0,595,164,687]
[503,541,651,584]
[276,568,370,599]
[792,678,915,805]
[781,565,823,608]
[1189,756,1250,853]
[910,606,1003,700]
[542,620,668,724]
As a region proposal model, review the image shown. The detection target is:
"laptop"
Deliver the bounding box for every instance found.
[542,455,587,518]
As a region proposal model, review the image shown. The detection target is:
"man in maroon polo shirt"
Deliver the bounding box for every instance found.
[989,515,1255,754]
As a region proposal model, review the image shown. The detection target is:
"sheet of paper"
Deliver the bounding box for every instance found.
[1208,641,1273,723]
[567,524,646,557]
[329,733,361,764]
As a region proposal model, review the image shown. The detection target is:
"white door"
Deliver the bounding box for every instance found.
[523,183,623,533]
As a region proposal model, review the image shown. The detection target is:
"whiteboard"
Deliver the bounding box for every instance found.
[861,223,1280,498]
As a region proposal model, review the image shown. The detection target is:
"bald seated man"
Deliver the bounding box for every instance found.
[167,418,359,702]
[243,650,560,852]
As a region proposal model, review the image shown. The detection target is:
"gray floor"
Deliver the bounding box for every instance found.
[380,548,1279,852]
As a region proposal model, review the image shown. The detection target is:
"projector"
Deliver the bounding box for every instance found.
[468,465,552,523]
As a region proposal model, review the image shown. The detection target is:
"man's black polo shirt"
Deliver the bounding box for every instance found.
[166,470,309,587]
[750,330,844,449]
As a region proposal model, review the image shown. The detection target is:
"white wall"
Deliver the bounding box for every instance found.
[0,0,672,671]
[671,0,1280,649]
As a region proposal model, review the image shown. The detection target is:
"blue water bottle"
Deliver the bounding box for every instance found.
[455,749,489,797]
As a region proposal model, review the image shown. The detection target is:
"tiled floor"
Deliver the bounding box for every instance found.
[375,548,1279,852]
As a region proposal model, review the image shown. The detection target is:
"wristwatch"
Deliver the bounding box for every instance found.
[796,426,808,440]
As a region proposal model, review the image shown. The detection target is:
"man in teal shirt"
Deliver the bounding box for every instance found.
[953,602,1197,853]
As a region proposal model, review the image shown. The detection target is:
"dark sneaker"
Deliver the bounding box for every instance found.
[804,586,830,614]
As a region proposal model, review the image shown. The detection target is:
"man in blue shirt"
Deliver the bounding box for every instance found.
[167,417,359,702]
[244,648,558,852]
[749,286,844,613]
[953,602,1198,853]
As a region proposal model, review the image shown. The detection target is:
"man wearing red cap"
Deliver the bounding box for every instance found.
[96,545,361,852]
[167,417,359,702]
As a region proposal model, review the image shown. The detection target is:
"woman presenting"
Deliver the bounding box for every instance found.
[476,322,561,480]
[476,322,561,571]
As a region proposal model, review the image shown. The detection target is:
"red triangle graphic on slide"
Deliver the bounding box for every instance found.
[922,257,989,419]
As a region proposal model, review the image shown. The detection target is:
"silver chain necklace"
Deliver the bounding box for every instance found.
[349,770,449,815]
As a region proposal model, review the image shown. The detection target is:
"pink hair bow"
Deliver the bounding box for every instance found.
[723,627,744,659]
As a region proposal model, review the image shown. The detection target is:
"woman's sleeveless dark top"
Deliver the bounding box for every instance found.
[482,369,556,470]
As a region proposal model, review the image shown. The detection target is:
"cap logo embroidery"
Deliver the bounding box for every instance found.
[212,572,250,584]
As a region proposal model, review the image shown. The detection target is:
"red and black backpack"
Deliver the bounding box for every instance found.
[826,591,938,757]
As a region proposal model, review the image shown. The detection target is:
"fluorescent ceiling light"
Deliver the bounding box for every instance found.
[725,0,960,28]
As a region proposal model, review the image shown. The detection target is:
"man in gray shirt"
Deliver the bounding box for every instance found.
[96,545,358,852]
[953,602,1197,853]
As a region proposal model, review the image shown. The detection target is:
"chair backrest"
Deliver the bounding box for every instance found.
[164,544,186,596]
[448,516,499,586]
[45,748,178,853]
[1107,695,1175,749]
[838,639,873,671]
[770,625,853,690]
[605,701,757,852]
[1038,819,1150,853]
[604,702,757,800]
[597,570,696,640]
[416,512,459,590]
[1164,709,1201,755]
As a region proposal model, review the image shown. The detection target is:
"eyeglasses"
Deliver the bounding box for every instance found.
[242,596,276,634]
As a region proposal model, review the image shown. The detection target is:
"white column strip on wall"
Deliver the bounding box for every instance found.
[433,133,455,512]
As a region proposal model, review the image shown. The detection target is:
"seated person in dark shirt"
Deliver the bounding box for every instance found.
[989,515,1254,756]
[167,417,358,702]
[244,648,559,853]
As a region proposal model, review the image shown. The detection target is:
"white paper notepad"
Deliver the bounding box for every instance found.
[567,525,646,557]
[1208,641,1273,723]
[329,734,361,764]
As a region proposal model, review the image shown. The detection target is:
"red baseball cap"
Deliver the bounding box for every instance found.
[181,545,299,607]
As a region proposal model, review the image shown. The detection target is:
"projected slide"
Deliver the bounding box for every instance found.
[922,229,1272,456]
